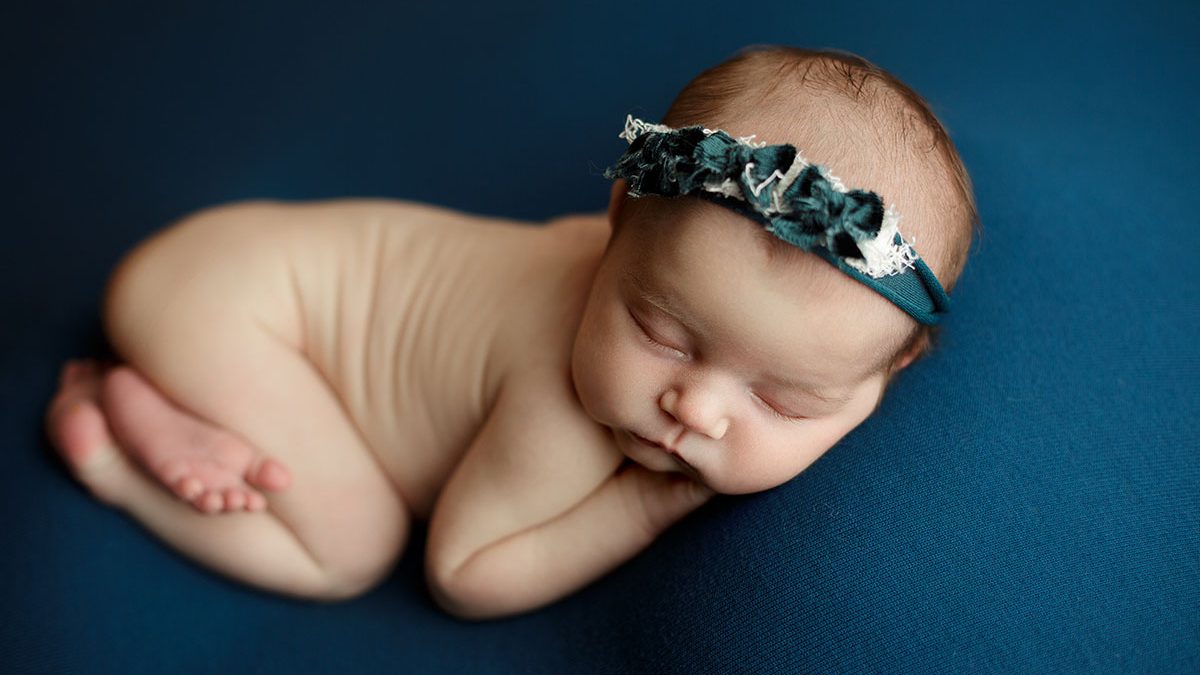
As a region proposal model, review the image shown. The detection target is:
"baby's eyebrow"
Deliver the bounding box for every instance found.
[764,375,852,405]
[625,271,710,340]
[627,273,851,406]
[639,290,704,336]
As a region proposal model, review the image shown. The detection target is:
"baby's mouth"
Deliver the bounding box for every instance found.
[631,431,664,448]
[630,431,698,473]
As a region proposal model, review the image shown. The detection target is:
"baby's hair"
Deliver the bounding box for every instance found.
[613,45,981,388]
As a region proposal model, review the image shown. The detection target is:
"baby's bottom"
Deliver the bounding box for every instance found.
[46,203,410,601]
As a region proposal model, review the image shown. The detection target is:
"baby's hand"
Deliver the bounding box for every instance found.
[429,457,716,620]
[613,460,716,538]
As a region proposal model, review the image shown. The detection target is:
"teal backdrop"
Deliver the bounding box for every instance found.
[2,1,1197,673]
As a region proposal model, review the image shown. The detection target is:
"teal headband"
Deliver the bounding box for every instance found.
[601,115,951,325]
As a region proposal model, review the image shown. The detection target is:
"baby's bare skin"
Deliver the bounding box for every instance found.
[242,200,607,517]
[234,197,615,520]
[44,52,958,616]
[46,197,625,601]
[46,185,921,615]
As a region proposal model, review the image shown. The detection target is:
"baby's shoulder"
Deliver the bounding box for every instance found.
[488,361,625,498]
[482,212,618,469]
[485,213,608,371]
[542,211,610,246]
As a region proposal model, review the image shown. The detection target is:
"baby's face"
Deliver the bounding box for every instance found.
[571,197,912,494]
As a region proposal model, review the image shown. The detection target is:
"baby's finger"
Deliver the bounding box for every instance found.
[617,464,714,540]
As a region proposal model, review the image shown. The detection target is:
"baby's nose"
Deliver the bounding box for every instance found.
[660,388,729,440]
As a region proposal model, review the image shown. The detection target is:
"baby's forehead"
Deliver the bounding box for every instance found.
[638,198,853,291]
[629,193,907,306]
[622,226,905,381]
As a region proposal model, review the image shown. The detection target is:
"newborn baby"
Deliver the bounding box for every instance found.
[44,45,978,620]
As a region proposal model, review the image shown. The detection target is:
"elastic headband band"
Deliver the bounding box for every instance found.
[601,115,951,325]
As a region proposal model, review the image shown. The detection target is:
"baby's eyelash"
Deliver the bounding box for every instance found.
[630,310,687,358]
[753,392,806,422]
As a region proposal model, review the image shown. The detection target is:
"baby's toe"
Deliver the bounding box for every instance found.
[244,492,267,512]
[223,489,246,511]
[174,475,204,501]
[194,490,224,514]
[247,457,292,492]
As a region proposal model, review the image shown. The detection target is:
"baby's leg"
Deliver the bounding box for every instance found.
[48,361,371,600]
[94,356,289,514]
[51,202,411,601]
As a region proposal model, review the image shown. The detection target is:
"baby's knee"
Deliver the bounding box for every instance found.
[310,534,408,602]
[309,571,387,603]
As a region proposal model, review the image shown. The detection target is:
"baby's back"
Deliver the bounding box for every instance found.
[261,198,607,518]
[62,194,691,615]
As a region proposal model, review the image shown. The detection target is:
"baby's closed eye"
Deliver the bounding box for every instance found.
[629,309,689,359]
[750,392,807,422]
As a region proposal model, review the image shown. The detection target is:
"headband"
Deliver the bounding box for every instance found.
[601,115,951,325]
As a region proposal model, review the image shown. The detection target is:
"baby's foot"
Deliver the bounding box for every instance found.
[45,359,133,506]
[98,363,292,514]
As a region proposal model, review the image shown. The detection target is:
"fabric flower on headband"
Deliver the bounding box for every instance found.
[601,115,952,325]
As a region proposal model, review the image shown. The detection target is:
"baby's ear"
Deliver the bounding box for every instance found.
[890,328,931,374]
[892,349,918,373]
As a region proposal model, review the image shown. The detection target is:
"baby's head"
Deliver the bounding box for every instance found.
[571,45,979,494]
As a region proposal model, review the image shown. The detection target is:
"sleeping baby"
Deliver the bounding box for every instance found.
[44,44,978,620]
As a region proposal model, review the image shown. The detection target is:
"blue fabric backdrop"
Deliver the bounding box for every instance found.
[2,1,1197,673]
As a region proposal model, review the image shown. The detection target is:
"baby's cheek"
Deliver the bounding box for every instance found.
[571,336,626,427]
[713,425,841,494]
[711,428,785,493]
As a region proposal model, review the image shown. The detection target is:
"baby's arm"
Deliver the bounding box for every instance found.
[425,366,714,621]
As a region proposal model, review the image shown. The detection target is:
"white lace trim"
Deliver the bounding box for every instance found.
[842,204,920,277]
[617,114,920,278]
